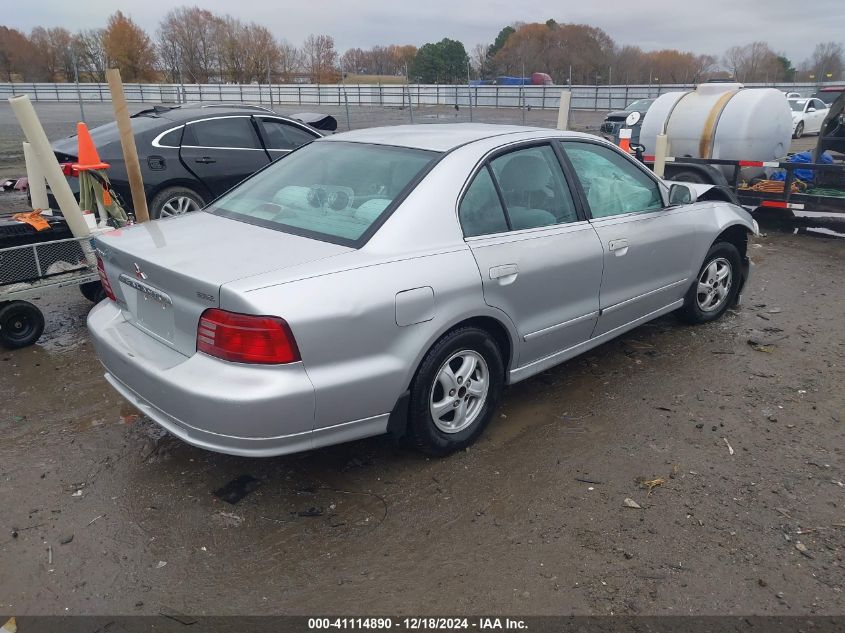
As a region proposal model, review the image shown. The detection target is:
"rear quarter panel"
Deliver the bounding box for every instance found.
[221,248,517,430]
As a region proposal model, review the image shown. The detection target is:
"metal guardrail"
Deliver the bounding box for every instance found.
[0,81,832,112]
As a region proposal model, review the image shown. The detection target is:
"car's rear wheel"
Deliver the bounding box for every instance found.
[793,121,804,139]
[408,327,504,456]
[678,242,741,324]
[150,186,205,219]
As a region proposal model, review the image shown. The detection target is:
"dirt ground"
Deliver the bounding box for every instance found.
[0,230,843,616]
[0,102,844,617]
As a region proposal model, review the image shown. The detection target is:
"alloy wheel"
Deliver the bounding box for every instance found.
[696,257,733,313]
[429,350,489,434]
[159,195,200,217]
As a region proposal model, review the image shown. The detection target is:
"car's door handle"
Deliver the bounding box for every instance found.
[194,157,216,164]
[608,239,629,256]
[489,264,519,284]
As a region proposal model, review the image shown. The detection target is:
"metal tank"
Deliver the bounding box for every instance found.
[638,82,793,164]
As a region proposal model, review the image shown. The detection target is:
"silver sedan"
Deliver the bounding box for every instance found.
[88,124,756,457]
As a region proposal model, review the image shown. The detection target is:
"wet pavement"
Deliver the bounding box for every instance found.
[1,231,844,615]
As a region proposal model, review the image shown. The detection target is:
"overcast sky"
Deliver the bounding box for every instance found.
[6,0,844,66]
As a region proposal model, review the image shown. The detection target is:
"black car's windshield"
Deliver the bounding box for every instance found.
[208,141,439,244]
[624,99,654,112]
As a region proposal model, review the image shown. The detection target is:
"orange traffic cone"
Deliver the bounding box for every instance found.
[72,122,110,171]
[618,127,632,154]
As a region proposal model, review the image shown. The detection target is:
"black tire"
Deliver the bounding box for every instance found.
[793,121,804,139]
[79,281,107,303]
[0,301,45,349]
[150,186,205,220]
[669,169,708,184]
[678,242,742,325]
[408,327,505,456]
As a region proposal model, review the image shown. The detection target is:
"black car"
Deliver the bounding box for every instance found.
[50,104,330,219]
[599,98,655,145]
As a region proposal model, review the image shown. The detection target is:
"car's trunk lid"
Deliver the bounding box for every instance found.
[95,212,351,356]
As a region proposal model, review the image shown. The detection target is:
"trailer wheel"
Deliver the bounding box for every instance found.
[669,170,708,184]
[80,281,107,303]
[0,300,45,349]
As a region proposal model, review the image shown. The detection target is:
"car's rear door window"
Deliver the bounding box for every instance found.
[459,167,509,237]
[257,117,317,151]
[182,117,261,149]
[207,141,438,245]
[560,141,663,218]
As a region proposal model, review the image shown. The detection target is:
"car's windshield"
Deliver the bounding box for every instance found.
[207,141,439,245]
[624,99,653,112]
[789,99,807,112]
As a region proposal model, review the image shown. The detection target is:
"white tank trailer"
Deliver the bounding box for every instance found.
[638,82,793,176]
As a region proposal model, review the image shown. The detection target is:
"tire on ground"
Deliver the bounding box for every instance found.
[149,186,205,220]
[80,281,107,303]
[0,300,45,349]
[408,326,505,456]
[678,241,742,325]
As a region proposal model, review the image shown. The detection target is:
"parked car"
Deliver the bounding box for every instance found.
[50,104,326,219]
[88,124,756,458]
[812,86,845,106]
[599,98,654,144]
[783,91,802,99]
[789,97,829,138]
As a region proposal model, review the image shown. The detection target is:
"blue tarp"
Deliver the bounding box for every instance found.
[770,151,834,183]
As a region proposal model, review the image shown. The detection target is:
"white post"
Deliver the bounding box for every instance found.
[653,133,669,178]
[557,90,571,130]
[9,95,89,238]
[22,141,49,211]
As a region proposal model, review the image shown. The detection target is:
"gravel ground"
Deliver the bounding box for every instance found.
[0,103,844,618]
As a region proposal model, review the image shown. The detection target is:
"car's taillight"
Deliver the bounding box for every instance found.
[96,254,117,301]
[196,309,300,364]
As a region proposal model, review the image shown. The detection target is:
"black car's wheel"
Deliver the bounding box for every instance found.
[793,121,804,139]
[79,281,107,303]
[0,301,45,349]
[150,186,205,219]
[408,327,505,456]
[678,242,742,325]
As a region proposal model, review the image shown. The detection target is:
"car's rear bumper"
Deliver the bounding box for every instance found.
[87,300,319,457]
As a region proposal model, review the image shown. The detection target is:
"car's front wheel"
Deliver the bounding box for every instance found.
[408,327,504,456]
[793,121,804,139]
[150,186,205,219]
[678,242,742,324]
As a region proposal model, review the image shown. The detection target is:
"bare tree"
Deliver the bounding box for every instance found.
[803,42,844,81]
[73,29,107,82]
[278,39,302,82]
[723,42,784,82]
[102,11,157,81]
[157,7,221,83]
[301,34,338,83]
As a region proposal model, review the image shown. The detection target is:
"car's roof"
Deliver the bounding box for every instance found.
[320,123,566,152]
[132,103,283,123]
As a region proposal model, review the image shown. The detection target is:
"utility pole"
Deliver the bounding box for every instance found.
[72,49,85,122]
[467,61,473,122]
[521,61,526,125]
[267,56,274,109]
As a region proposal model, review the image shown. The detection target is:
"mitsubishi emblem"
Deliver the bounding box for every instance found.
[134,263,148,280]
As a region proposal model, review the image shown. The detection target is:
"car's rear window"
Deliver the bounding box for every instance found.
[207,141,439,245]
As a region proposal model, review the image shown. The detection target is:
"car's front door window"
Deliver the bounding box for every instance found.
[489,144,579,228]
[560,142,663,218]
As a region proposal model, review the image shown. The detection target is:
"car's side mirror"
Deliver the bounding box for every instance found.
[668,183,697,205]
[808,107,817,112]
